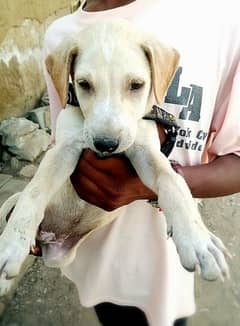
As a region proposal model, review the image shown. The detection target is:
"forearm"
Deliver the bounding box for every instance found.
[71,147,240,211]
[181,154,240,198]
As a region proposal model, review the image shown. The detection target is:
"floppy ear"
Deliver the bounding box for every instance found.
[141,39,180,104]
[45,40,79,108]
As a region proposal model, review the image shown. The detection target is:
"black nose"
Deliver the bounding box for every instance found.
[93,137,119,153]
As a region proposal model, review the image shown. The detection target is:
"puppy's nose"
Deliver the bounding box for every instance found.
[93,137,119,153]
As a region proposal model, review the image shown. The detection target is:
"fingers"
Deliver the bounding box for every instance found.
[80,149,135,176]
[72,173,121,211]
[71,155,121,210]
[71,149,134,199]
[70,148,156,209]
[71,151,119,195]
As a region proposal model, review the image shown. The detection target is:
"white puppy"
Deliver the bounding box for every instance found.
[0,21,229,295]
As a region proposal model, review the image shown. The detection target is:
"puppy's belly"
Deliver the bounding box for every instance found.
[38,179,120,267]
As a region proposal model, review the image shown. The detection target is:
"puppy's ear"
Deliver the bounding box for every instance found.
[141,39,180,104]
[45,40,79,108]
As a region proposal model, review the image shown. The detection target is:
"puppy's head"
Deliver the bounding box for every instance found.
[46,21,179,155]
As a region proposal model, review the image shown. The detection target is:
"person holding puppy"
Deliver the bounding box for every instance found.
[43,0,240,325]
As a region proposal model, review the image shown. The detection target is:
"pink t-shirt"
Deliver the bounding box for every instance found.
[43,1,240,325]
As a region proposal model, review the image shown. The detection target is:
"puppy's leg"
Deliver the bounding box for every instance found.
[0,193,21,229]
[0,108,84,290]
[126,120,229,281]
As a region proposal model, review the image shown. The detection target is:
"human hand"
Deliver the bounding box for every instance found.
[70,124,166,211]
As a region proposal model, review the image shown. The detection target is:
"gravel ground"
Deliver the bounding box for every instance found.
[0,258,100,326]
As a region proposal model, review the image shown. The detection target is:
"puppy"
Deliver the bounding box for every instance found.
[0,21,229,295]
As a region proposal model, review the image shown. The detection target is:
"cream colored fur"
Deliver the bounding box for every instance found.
[0,21,229,296]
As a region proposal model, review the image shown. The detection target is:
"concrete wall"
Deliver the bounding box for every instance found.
[0,0,73,121]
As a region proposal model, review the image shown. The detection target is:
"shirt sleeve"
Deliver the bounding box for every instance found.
[205,60,240,161]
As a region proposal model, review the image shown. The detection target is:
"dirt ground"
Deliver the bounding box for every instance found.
[0,185,239,326]
[0,258,100,326]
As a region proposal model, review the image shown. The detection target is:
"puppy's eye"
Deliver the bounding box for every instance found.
[129,81,144,91]
[78,79,91,91]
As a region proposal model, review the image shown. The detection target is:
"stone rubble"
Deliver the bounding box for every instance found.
[0,105,51,175]
[19,164,38,178]
[25,105,51,131]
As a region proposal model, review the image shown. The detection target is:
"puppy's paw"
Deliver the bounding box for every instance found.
[0,278,15,297]
[0,233,31,294]
[173,228,230,281]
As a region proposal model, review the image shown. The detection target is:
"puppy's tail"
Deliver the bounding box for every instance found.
[0,192,21,233]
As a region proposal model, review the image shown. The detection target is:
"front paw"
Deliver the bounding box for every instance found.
[173,227,230,281]
[0,233,32,295]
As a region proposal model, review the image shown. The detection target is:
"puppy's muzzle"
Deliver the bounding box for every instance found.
[93,137,119,153]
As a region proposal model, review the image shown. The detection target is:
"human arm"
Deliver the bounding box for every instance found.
[184,60,240,197]
[71,59,240,210]
[71,150,240,211]
[70,58,240,210]
[70,58,240,211]
[178,154,240,198]
[70,124,166,211]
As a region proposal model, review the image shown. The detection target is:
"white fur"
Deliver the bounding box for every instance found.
[100,24,115,64]
[0,22,229,295]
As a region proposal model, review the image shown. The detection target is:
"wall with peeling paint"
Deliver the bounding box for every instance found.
[0,0,73,121]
